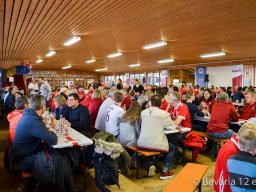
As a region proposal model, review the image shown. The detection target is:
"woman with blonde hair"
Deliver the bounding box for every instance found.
[53,95,68,120]
[119,102,141,146]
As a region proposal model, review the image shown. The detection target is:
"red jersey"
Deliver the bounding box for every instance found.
[77,91,86,102]
[240,101,256,120]
[121,95,133,111]
[160,99,169,111]
[214,136,239,192]
[201,98,216,113]
[193,89,199,97]
[168,102,192,128]
[207,101,239,133]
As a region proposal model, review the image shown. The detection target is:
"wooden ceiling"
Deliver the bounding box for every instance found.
[1,0,256,73]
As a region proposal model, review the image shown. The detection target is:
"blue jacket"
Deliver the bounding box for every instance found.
[54,104,68,120]
[4,93,15,114]
[185,102,204,123]
[12,108,57,171]
[232,91,244,102]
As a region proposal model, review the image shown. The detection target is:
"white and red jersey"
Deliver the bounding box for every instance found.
[168,102,192,128]
[105,104,125,136]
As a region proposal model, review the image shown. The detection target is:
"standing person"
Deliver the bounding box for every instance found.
[65,93,91,137]
[227,123,256,192]
[119,102,141,146]
[95,89,116,132]
[207,92,238,139]
[137,95,176,179]
[53,95,68,120]
[133,78,144,99]
[239,91,256,120]
[4,87,17,114]
[116,79,123,90]
[7,96,29,143]
[38,77,52,107]
[105,92,125,138]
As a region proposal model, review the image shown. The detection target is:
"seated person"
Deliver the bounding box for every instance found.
[120,89,133,111]
[231,86,245,103]
[155,87,169,111]
[119,102,141,146]
[53,95,68,120]
[105,92,125,137]
[214,134,240,192]
[141,90,154,110]
[12,95,57,172]
[227,123,256,192]
[77,87,86,102]
[7,96,29,143]
[65,93,91,137]
[199,88,216,113]
[137,95,176,179]
[184,91,205,132]
[207,92,238,139]
[239,91,256,120]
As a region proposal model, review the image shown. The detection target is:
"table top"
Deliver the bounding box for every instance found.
[52,128,93,149]
[163,163,208,192]
[194,115,246,125]
[164,127,191,134]
[232,102,244,107]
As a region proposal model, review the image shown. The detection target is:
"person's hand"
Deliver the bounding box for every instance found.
[65,120,71,127]
[48,127,55,132]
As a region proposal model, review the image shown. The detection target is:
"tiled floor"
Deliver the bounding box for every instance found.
[0,118,215,191]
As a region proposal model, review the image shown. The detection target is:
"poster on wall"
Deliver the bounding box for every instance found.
[160,70,168,87]
[195,66,207,87]
[232,65,243,88]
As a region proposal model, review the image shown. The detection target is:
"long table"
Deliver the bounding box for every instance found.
[164,127,191,134]
[52,128,93,149]
[194,115,246,125]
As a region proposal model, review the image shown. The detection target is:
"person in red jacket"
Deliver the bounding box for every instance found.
[77,87,86,102]
[207,92,238,139]
[214,135,239,192]
[7,96,29,143]
[120,89,133,111]
[200,88,216,113]
[239,91,256,120]
[82,90,103,134]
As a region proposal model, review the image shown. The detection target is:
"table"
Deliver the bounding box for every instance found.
[164,127,191,134]
[194,115,246,125]
[232,102,244,107]
[52,128,93,148]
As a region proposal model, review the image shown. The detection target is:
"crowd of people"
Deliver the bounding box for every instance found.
[2,77,256,191]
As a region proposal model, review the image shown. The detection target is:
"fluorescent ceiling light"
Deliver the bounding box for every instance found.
[61,65,72,69]
[142,41,167,49]
[200,52,225,58]
[157,58,174,64]
[36,58,43,63]
[107,52,122,58]
[63,36,81,46]
[129,63,140,67]
[45,50,56,57]
[85,59,96,63]
[95,68,107,72]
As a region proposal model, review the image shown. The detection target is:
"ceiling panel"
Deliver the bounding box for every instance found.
[0,0,256,72]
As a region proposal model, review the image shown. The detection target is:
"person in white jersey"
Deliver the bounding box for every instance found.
[105,92,125,137]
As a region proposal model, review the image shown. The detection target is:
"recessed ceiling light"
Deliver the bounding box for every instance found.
[36,58,43,63]
[157,58,174,64]
[95,68,107,72]
[107,52,122,58]
[45,50,56,57]
[63,36,81,46]
[62,65,72,69]
[142,41,167,49]
[129,63,140,67]
[85,59,96,64]
[200,52,225,58]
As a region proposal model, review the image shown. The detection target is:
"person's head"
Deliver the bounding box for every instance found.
[216,92,229,102]
[9,86,17,95]
[203,88,213,101]
[120,89,127,97]
[185,91,195,102]
[237,87,243,92]
[151,95,162,108]
[68,93,80,108]
[29,95,46,116]
[108,88,117,98]
[92,90,103,100]
[129,90,135,97]
[155,87,164,98]
[134,78,140,85]
[145,91,154,101]
[118,79,122,84]
[15,96,29,110]
[238,123,256,155]
[78,87,84,93]
[121,102,141,126]
[245,91,256,105]
[169,91,181,106]
[38,77,44,84]
[113,92,123,103]
[53,95,66,108]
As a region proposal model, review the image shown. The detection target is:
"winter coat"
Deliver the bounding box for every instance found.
[7,109,23,143]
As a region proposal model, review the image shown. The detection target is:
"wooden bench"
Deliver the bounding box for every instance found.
[163,163,208,192]
[127,146,160,179]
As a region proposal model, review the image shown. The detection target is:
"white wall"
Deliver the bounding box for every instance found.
[207,66,233,87]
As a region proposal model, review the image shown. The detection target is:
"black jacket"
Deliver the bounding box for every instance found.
[4,93,15,114]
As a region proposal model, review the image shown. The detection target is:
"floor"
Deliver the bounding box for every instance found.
[0,118,215,192]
